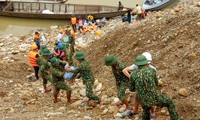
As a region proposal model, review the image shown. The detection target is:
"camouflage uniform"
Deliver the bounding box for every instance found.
[111,62,129,101]
[73,60,100,102]
[68,35,75,53]
[51,61,72,93]
[130,66,180,120]
[65,49,74,66]
[37,56,53,84]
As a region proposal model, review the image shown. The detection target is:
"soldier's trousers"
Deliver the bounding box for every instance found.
[116,82,126,101]
[54,81,72,93]
[41,75,53,85]
[142,95,180,120]
[85,80,100,102]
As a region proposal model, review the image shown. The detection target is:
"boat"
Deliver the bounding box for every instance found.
[142,0,174,11]
[0,1,128,20]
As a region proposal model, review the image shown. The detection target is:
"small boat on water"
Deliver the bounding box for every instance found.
[0,1,127,20]
[142,0,174,11]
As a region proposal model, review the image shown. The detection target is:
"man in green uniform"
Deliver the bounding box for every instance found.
[37,48,52,93]
[66,52,101,103]
[50,57,75,103]
[104,55,131,110]
[130,55,180,120]
[66,26,75,53]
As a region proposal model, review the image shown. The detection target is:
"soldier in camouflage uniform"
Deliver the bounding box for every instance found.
[130,55,180,120]
[65,26,75,53]
[37,48,52,93]
[104,55,131,110]
[66,52,101,103]
[50,57,75,103]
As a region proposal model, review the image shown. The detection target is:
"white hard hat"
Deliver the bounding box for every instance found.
[142,52,152,62]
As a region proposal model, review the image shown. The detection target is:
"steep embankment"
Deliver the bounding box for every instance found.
[0,0,199,120]
[82,2,200,119]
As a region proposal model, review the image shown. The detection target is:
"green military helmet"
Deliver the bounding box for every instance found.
[50,57,59,66]
[74,51,86,60]
[104,55,118,66]
[41,45,47,50]
[134,55,149,66]
[59,45,66,52]
[41,48,51,56]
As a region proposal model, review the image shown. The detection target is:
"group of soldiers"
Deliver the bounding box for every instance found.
[28,26,180,120]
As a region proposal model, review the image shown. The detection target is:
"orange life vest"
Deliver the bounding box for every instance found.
[71,17,77,25]
[29,51,39,67]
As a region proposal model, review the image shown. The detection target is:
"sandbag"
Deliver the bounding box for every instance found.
[64,65,76,81]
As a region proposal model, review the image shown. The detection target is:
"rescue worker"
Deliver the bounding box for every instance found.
[130,55,180,120]
[66,52,101,103]
[135,4,142,20]
[37,48,52,93]
[34,32,41,49]
[29,43,40,80]
[122,52,156,117]
[71,15,77,32]
[65,27,75,53]
[50,57,75,103]
[104,55,131,110]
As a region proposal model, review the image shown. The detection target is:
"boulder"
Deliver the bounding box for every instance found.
[95,83,102,92]
[178,88,189,97]
[108,106,119,114]
[80,89,86,96]
[71,100,83,107]
[102,108,109,115]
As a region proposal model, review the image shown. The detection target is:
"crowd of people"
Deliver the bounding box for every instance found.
[28,14,180,120]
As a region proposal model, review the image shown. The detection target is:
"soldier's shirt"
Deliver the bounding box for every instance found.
[111,62,129,85]
[130,66,159,107]
[50,61,66,83]
[73,60,95,84]
[39,57,51,76]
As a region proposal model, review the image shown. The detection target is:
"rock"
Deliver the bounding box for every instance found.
[80,89,86,96]
[113,97,120,104]
[0,90,7,97]
[0,43,4,47]
[178,88,189,97]
[28,68,32,71]
[101,95,108,100]
[94,79,99,86]
[71,100,83,107]
[57,107,66,111]
[88,100,97,107]
[77,82,84,88]
[108,106,119,114]
[119,106,126,113]
[19,48,27,53]
[95,83,102,92]
[102,108,109,115]
[46,112,63,117]
[188,52,197,60]
[115,113,122,118]
[83,116,92,120]
[83,97,89,102]
[68,110,75,114]
[12,50,20,55]
[161,109,167,115]
[197,2,200,7]
[158,79,164,86]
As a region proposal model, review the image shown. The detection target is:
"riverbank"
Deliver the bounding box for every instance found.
[0,0,200,119]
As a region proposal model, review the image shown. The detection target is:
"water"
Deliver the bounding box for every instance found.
[0,0,178,36]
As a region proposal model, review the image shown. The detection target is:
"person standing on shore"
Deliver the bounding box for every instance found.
[118,1,123,11]
[29,44,40,80]
[130,55,180,120]
[57,29,64,42]
[135,4,142,20]
[127,9,132,23]
[71,15,77,32]
[34,32,41,49]
[104,55,132,110]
